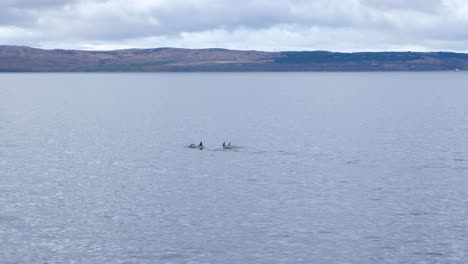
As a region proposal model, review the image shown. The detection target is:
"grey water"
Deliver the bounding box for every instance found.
[1,72,468,264]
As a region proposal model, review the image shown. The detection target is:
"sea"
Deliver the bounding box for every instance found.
[1,72,467,263]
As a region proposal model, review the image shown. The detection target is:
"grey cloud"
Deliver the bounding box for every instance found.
[0,0,467,52]
[0,0,77,8]
[0,0,78,27]
[361,0,444,13]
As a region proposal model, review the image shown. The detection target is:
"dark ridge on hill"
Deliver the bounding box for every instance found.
[0,45,467,72]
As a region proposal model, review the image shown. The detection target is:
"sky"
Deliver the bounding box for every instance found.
[1,0,468,51]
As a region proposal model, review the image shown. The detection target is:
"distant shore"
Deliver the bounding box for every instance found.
[1,45,467,72]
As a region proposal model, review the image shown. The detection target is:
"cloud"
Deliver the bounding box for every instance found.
[0,0,76,8]
[361,0,443,13]
[0,0,468,52]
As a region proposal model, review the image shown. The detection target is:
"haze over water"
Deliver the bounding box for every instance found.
[1,73,468,263]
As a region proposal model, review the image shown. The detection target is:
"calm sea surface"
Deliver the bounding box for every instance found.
[1,73,468,264]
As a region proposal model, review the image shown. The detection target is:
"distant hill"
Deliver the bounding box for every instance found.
[0,45,467,72]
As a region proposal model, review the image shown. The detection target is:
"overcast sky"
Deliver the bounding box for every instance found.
[1,0,468,51]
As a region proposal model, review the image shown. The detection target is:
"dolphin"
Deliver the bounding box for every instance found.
[187,141,204,150]
[222,141,233,150]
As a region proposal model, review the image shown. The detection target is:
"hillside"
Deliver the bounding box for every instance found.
[0,45,467,72]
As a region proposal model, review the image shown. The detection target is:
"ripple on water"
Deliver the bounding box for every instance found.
[413,252,445,257]
[278,150,297,155]
[453,166,468,171]
[0,214,22,223]
[0,143,17,148]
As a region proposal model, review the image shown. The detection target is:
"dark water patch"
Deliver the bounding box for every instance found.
[158,252,185,260]
[413,252,444,257]
[280,180,302,185]
[248,150,269,155]
[419,164,451,170]
[364,235,381,241]
[404,240,425,244]
[0,143,17,148]
[395,212,441,217]
[453,166,468,171]
[278,150,297,155]
[317,230,340,235]
[0,215,22,223]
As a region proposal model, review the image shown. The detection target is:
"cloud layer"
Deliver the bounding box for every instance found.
[1,0,468,51]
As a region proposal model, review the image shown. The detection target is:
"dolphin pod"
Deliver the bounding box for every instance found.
[186,141,237,150]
